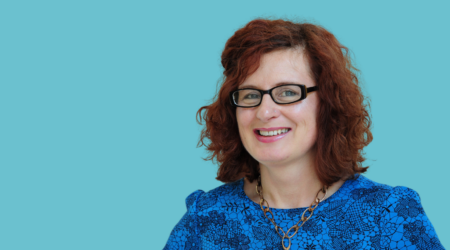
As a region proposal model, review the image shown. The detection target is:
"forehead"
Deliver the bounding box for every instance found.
[240,48,314,89]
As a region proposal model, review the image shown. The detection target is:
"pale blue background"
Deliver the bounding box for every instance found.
[0,0,448,249]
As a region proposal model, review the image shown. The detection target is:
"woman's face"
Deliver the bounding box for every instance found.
[236,49,319,167]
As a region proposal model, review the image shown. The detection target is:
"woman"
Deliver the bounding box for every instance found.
[164,19,444,250]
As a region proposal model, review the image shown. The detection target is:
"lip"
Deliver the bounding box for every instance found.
[253,127,291,143]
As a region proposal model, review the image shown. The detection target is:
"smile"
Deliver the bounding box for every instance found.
[253,127,291,143]
[257,128,290,137]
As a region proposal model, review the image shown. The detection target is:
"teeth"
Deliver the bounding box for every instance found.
[259,129,289,137]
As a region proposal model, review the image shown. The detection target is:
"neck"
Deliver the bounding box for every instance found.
[258,158,322,208]
[244,151,346,209]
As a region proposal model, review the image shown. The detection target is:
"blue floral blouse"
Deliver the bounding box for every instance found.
[164,175,444,249]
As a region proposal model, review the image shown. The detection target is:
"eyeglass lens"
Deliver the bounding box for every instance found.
[233,85,302,107]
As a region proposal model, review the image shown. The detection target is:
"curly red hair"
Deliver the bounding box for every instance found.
[197,19,372,187]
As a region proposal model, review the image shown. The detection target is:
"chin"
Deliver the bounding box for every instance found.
[253,151,290,165]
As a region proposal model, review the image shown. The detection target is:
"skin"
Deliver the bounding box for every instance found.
[238,48,345,209]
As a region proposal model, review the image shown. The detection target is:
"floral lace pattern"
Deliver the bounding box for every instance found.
[164,175,444,249]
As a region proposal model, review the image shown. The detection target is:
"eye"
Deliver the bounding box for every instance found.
[243,93,260,99]
[280,90,298,97]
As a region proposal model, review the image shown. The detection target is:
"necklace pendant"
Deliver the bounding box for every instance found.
[282,236,291,250]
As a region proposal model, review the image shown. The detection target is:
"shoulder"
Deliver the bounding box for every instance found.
[184,179,245,213]
[382,185,426,221]
[340,175,422,209]
[372,183,444,248]
[323,176,444,248]
[348,175,421,205]
[347,176,424,217]
[348,174,391,191]
[342,174,394,202]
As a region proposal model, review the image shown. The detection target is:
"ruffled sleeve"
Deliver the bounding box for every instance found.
[380,186,444,249]
[163,190,204,250]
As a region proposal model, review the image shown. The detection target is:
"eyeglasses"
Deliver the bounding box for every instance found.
[230,84,318,108]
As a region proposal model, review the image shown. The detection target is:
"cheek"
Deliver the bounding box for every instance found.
[236,109,254,145]
[289,100,319,139]
[236,109,246,136]
[236,108,252,128]
[290,105,316,125]
[302,102,319,143]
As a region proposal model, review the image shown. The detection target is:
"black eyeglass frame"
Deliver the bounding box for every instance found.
[229,84,318,108]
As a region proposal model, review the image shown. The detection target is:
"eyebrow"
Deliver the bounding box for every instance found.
[238,82,301,89]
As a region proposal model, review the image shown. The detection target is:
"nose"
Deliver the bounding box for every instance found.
[256,94,280,122]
